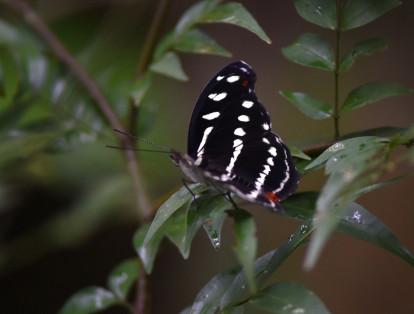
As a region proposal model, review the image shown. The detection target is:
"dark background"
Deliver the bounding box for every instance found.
[0,1,413,313]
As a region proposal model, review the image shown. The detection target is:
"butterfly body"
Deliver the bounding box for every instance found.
[173,61,299,210]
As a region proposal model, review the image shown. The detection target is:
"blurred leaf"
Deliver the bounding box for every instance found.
[18,99,53,127]
[0,133,56,168]
[202,2,272,44]
[342,126,405,139]
[341,81,414,113]
[107,258,140,301]
[341,0,401,30]
[0,20,20,45]
[250,282,330,314]
[282,33,334,71]
[175,0,220,35]
[289,145,311,161]
[0,47,19,108]
[221,221,313,310]
[304,137,390,269]
[397,124,414,145]
[305,136,389,172]
[284,192,414,266]
[355,174,412,197]
[143,184,207,247]
[58,287,118,314]
[233,209,257,293]
[222,306,245,314]
[279,90,331,119]
[340,38,387,72]
[180,308,192,314]
[150,52,188,81]
[191,270,237,314]
[129,74,151,107]
[339,202,414,266]
[173,29,231,57]
[133,223,164,274]
[293,0,337,30]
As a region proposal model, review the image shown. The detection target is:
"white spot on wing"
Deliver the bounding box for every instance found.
[242,100,254,108]
[262,138,270,144]
[202,112,220,120]
[234,127,246,136]
[195,126,214,165]
[268,146,277,157]
[208,93,217,99]
[233,139,243,147]
[227,75,240,83]
[274,148,291,193]
[267,157,274,166]
[263,123,270,130]
[238,115,250,122]
[212,92,227,101]
[226,139,244,174]
[216,75,224,81]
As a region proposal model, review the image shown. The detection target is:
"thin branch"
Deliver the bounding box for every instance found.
[128,0,170,134]
[2,0,152,218]
[333,0,342,140]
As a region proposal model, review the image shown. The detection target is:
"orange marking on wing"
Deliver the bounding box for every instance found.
[242,79,249,88]
[265,192,280,203]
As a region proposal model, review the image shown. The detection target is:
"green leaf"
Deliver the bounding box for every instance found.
[107,258,140,300]
[233,210,257,294]
[203,199,228,249]
[150,52,188,81]
[293,0,337,30]
[166,195,228,259]
[175,0,220,36]
[289,145,311,161]
[173,29,231,57]
[340,38,387,72]
[279,90,331,119]
[0,47,19,108]
[305,136,389,172]
[339,202,414,266]
[250,282,330,314]
[341,81,414,113]
[143,184,207,247]
[284,192,414,266]
[220,221,314,310]
[58,287,118,314]
[282,33,335,71]
[191,270,237,314]
[129,74,151,107]
[342,126,405,139]
[304,137,391,269]
[133,223,164,274]
[341,0,401,31]
[202,2,271,44]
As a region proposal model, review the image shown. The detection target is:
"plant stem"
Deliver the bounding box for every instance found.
[333,0,342,140]
[2,0,153,218]
[128,0,170,135]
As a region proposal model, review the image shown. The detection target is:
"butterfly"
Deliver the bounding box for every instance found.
[170,61,300,210]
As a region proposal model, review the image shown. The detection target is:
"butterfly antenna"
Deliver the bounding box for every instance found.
[112,128,171,151]
[106,145,171,154]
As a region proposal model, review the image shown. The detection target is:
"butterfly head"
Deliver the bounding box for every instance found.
[214,60,256,89]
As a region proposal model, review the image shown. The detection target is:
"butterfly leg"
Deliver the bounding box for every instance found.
[182,178,197,201]
[225,192,240,211]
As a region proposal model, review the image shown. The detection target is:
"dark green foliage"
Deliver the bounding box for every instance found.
[0,1,413,314]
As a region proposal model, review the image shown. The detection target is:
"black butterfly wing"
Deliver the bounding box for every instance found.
[187,61,299,208]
